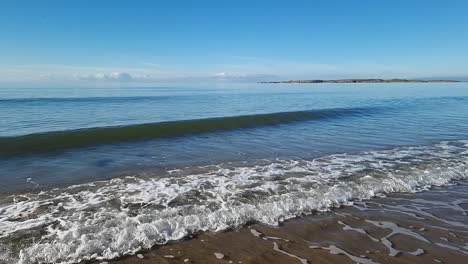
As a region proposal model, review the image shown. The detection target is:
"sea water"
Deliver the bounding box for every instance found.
[1,83,468,263]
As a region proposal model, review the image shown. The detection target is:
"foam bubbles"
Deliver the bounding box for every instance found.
[1,140,468,263]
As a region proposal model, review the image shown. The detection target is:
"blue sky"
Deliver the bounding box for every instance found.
[1,0,467,85]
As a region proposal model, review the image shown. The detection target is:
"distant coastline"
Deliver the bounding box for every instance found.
[259,78,461,83]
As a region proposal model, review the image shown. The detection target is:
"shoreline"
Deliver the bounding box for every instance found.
[3,140,468,263]
[98,182,468,264]
[259,79,461,84]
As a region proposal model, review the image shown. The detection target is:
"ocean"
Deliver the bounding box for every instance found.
[1,83,468,263]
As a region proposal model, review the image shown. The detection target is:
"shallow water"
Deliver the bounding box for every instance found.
[2,83,468,192]
[1,83,468,263]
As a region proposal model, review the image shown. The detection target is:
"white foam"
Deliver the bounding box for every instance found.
[318,245,380,264]
[365,220,427,256]
[435,243,468,254]
[273,242,308,264]
[338,221,379,242]
[1,140,468,263]
[249,228,289,242]
[214,252,224,259]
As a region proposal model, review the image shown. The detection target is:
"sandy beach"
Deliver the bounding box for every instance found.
[96,182,468,264]
[2,1,468,263]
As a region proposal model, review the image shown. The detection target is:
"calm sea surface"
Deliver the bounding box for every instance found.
[1,83,468,192]
[1,83,468,263]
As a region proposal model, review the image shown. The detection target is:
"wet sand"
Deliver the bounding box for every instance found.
[98,182,468,264]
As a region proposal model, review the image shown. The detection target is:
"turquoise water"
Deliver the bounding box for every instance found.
[2,83,468,263]
[1,83,468,192]
[1,83,467,137]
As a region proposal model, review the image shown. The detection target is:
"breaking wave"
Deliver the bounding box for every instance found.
[0,107,376,156]
[1,140,468,263]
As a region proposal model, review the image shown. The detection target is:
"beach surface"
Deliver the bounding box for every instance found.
[101,182,468,264]
[2,84,468,264]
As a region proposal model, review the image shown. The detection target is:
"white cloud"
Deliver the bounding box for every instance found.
[0,64,165,84]
[2,60,466,86]
[214,72,245,78]
[72,72,148,82]
[142,62,163,68]
[212,72,276,81]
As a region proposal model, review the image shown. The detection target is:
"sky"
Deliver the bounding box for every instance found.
[1,0,467,86]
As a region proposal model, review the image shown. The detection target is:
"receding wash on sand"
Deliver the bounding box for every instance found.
[2,1,468,263]
[2,138,468,263]
[259,78,460,83]
[2,84,468,264]
[97,183,468,264]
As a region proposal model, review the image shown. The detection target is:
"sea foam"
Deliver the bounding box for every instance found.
[1,140,468,263]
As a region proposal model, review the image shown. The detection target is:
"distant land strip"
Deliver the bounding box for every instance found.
[259,79,460,83]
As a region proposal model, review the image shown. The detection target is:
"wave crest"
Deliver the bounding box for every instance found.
[0,107,376,156]
[1,140,468,263]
